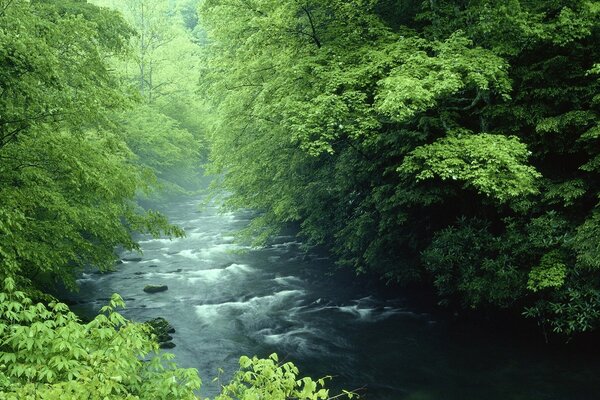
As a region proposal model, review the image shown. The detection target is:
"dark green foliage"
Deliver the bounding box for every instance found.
[200,0,600,337]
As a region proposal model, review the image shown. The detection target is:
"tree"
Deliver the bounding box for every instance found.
[0,0,182,293]
[91,0,207,194]
[199,0,600,337]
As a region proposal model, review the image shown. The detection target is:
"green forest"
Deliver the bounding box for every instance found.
[1,0,599,398]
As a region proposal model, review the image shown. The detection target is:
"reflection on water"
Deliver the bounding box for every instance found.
[67,197,600,400]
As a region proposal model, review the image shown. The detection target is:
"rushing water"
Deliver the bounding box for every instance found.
[67,196,600,400]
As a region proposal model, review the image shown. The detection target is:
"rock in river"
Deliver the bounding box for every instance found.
[122,257,143,262]
[145,317,177,349]
[143,284,168,293]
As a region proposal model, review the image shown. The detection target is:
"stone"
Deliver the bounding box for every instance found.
[143,284,168,293]
[146,317,176,334]
[122,257,143,262]
[145,317,177,348]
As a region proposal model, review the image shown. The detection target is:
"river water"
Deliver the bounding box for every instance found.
[67,196,600,400]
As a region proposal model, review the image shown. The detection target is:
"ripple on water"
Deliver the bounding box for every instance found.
[185,263,255,285]
[194,290,305,323]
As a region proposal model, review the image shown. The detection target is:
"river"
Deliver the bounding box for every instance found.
[67,195,600,400]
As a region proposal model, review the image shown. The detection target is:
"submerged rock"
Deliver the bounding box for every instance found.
[148,264,159,268]
[160,341,176,349]
[143,284,168,293]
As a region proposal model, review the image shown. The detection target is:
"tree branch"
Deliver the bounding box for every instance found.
[299,4,321,48]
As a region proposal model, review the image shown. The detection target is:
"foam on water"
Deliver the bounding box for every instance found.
[138,238,178,244]
[76,273,93,283]
[179,249,199,259]
[273,275,304,286]
[186,264,255,284]
[187,268,224,283]
[194,290,305,323]
[338,305,374,320]
[141,258,161,264]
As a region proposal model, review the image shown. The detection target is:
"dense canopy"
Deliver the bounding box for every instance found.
[199,0,600,336]
[1,0,600,398]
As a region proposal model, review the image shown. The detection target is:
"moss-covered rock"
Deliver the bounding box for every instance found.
[143,284,168,293]
[145,317,176,348]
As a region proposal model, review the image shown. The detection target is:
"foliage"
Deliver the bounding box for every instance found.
[0,0,184,292]
[199,0,600,338]
[90,0,208,194]
[214,353,355,400]
[0,2,351,399]
[117,104,202,193]
[527,251,567,292]
[0,278,201,399]
[0,278,352,399]
[399,133,540,202]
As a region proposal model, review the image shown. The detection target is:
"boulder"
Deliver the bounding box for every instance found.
[143,284,168,293]
[145,317,176,348]
[146,317,176,334]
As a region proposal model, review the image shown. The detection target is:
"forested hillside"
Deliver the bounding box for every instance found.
[199,0,600,337]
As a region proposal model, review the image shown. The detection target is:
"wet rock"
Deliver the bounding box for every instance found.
[145,317,177,349]
[168,268,183,273]
[134,271,147,275]
[143,284,168,293]
[148,264,159,268]
[115,259,124,265]
[123,257,143,262]
[146,317,176,334]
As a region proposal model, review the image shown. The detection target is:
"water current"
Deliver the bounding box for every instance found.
[67,196,600,400]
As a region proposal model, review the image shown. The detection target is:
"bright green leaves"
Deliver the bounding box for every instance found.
[527,251,567,292]
[118,105,201,189]
[0,285,201,400]
[400,134,540,202]
[0,0,186,291]
[215,353,352,400]
[376,33,511,122]
[0,286,348,400]
[0,0,129,149]
[573,210,600,269]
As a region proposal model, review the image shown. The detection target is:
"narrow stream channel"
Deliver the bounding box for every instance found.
[67,195,600,400]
